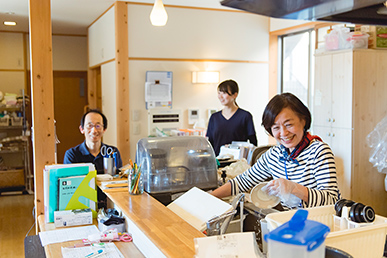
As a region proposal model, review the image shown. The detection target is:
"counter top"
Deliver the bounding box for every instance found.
[105,190,205,257]
[37,215,144,258]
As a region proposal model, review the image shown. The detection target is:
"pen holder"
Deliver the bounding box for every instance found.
[103,157,115,176]
[128,169,143,195]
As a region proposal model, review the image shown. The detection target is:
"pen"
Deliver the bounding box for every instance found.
[85,249,103,258]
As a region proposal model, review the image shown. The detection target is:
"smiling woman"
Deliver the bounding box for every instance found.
[211,92,340,210]
[206,79,258,156]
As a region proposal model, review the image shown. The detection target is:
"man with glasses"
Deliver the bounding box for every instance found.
[64,109,123,208]
[64,109,123,173]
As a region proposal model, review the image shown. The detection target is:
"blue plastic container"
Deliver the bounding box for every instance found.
[264,209,330,258]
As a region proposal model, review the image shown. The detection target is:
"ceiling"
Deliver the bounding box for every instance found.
[0,0,229,35]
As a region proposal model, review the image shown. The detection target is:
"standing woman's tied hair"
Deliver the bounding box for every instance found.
[217,79,239,107]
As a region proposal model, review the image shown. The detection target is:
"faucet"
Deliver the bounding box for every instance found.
[206,193,245,236]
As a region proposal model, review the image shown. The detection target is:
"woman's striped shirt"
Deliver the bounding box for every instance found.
[229,140,340,209]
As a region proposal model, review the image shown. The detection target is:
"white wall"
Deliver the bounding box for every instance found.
[0,32,24,70]
[26,34,88,71]
[127,5,270,156]
[89,4,271,158]
[0,32,88,95]
[101,61,117,146]
[0,32,25,95]
[270,18,308,32]
[0,71,25,95]
[128,60,269,153]
[128,6,269,61]
[88,6,116,67]
[52,35,88,71]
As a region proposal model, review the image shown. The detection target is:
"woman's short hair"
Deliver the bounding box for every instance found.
[217,79,239,96]
[80,109,108,130]
[261,93,311,136]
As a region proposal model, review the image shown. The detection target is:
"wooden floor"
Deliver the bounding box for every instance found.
[0,193,35,257]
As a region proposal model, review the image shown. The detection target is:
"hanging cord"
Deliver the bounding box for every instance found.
[25,206,36,237]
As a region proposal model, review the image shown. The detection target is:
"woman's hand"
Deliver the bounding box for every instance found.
[264,178,309,204]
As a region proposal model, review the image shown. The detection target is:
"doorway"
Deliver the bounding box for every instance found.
[53,71,87,163]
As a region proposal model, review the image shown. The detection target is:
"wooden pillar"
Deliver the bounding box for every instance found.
[115,1,130,161]
[29,0,56,231]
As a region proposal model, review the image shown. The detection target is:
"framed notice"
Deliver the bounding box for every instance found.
[145,71,173,109]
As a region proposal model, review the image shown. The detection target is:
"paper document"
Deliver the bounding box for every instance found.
[167,187,233,231]
[61,243,124,258]
[100,180,128,189]
[39,225,100,246]
[194,232,261,258]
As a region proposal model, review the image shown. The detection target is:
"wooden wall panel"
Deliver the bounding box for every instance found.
[352,50,387,216]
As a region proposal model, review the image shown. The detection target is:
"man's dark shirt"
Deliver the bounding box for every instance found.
[64,141,123,209]
[63,141,123,173]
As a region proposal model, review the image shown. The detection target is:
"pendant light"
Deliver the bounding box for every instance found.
[150,0,168,26]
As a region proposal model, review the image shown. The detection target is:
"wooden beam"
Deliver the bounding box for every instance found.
[29,0,56,231]
[115,1,130,161]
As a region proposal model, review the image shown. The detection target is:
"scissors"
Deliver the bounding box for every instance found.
[101,145,113,158]
[119,233,132,242]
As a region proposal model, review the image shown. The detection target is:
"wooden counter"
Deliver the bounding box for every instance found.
[38,179,205,257]
[37,215,144,258]
[105,191,205,257]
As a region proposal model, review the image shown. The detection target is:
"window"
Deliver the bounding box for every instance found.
[279,30,315,107]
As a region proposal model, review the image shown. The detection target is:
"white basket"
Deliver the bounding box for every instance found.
[265,205,387,258]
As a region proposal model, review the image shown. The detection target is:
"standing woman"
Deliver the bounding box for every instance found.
[206,79,257,156]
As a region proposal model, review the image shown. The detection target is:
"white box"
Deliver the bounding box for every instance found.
[54,208,93,227]
[265,205,387,258]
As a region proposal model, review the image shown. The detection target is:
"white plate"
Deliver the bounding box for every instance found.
[250,182,280,209]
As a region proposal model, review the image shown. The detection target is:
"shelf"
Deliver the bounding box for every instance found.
[0,126,24,130]
[0,106,23,112]
[0,150,23,154]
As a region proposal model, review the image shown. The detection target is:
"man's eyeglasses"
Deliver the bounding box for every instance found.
[85,123,104,131]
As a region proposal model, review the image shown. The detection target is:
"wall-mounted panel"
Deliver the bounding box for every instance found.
[127,5,269,61]
[88,6,116,67]
[0,32,24,70]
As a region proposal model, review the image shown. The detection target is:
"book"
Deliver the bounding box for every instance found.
[43,163,97,223]
[58,175,96,211]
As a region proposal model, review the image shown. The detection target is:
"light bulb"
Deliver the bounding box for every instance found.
[150,0,168,26]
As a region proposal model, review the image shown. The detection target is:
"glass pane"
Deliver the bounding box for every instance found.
[282,32,310,106]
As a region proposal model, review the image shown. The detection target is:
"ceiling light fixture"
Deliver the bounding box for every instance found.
[150,0,168,26]
[3,21,17,26]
